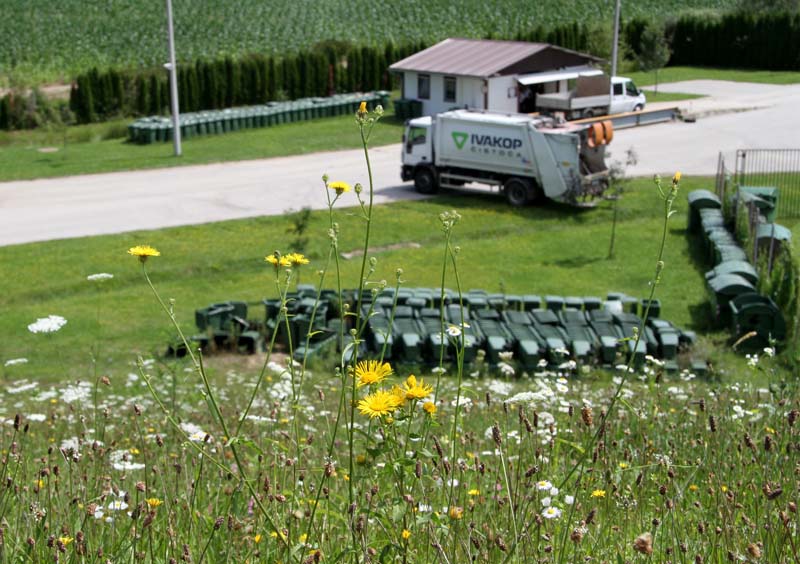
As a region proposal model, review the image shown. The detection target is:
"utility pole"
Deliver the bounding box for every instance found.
[165,0,182,156]
[611,0,621,77]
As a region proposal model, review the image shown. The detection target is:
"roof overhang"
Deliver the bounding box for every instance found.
[517,66,603,86]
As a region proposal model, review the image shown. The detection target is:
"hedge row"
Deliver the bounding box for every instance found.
[66,21,595,126]
[623,11,800,71]
[67,42,423,124]
[669,11,800,70]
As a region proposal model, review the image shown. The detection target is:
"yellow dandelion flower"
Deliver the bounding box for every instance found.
[688,484,698,492]
[129,448,140,455]
[299,533,308,544]
[389,385,407,408]
[146,498,163,508]
[619,462,629,470]
[358,101,368,115]
[59,536,73,546]
[355,360,393,387]
[401,529,412,540]
[265,254,292,269]
[402,374,434,400]
[591,489,606,498]
[36,479,44,488]
[254,534,263,544]
[356,454,367,465]
[127,245,160,263]
[358,389,401,418]
[328,180,351,195]
[468,489,480,496]
[287,252,309,266]
[448,506,464,520]
[423,401,437,415]
[673,171,682,183]
[721,485,728,493]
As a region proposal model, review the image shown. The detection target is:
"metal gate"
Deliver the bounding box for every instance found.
[735,149,800,218]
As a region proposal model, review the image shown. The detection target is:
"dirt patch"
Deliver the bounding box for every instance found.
[341,241,421,260]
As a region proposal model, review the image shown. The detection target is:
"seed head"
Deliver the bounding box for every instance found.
[633,532,653,555]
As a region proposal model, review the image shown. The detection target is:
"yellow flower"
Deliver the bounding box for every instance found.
[355,360,393,387]
[127,245,160,263]
[299,533,308,544]
[423,401,437,415]
[265,254,292,269]
[254,534,262,544]
[358,101,368,115]
[721,485,728,493]
[129,448,140,455]
[356,454,367,465]
[672,171,682,183]
[59,536,73,546]
[146,498,163,508]
[402,375,434,400]
[618,462,629,470]
[358,389,402,418]
[688,484,698,492]
[468,489,480,496]
[328,180,351,195]
[448,506,464,520]
[287,252,309,266]
[591,489,606,498]
[401,529,411,540]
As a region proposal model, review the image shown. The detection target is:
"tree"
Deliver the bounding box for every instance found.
[637,21,671,94]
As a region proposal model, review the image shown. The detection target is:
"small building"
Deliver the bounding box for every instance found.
[389,38,604,116]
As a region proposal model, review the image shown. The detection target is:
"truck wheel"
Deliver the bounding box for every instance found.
[634,104,644,112]
[582,108,596,119]
[504,178,531,207]
[414,167,438,194]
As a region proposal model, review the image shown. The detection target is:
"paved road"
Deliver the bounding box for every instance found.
[1,80,799,247]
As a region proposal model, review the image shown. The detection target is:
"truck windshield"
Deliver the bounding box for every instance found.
[626,81,640,96]
[408,126,427,146]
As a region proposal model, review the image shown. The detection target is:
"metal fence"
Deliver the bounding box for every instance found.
[734,149,800,218]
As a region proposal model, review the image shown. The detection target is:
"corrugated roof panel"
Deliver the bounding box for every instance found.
[389,38,549,78]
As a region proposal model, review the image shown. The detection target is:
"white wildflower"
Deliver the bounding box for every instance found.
[542,506,562,519]
[87,273,114,282]
[27,315,67,334]
[4,358,28,367]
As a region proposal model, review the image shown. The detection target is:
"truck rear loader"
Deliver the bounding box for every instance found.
[401,109,611,206]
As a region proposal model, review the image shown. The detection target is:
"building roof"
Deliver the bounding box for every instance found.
[389,38,601,78]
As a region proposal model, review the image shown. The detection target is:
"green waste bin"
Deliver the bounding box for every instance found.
[705,260,758,285]
[738,188,776,222]
[707,273,756,326]
[687,189,721,233]
[729,293,786,348]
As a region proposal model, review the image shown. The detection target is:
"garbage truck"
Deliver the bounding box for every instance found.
[535,75,646,119]
[400,109,611,206]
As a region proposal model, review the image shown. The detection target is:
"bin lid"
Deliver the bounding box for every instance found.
[755,223,792,242]
[687,189,721,209]
[705,260,758,285]
[707,273,755,295]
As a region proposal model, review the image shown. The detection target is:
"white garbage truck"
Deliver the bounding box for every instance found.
[401,109,611,206]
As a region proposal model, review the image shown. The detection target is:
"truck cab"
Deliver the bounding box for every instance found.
[401,116,432,182]
[609,77,646,114]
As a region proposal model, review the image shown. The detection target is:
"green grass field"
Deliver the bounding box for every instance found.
[629,66,800,87]
[2,175,728,382]
[0,113,405,182]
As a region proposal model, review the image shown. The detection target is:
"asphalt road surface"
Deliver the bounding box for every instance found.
[1,80,798,247]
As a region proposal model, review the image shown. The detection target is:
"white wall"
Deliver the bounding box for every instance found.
[487,75,519,113]
[400,72,486,116]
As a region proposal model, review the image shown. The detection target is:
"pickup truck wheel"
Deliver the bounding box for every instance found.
[414,167,438,194]
[504,178,531,207]
[634,104,644,112]
[582,108,596,119]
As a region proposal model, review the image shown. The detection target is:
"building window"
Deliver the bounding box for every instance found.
[418,74,430,100]
[444,76,456,103]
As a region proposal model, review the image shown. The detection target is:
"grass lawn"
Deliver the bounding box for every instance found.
[628,66,800,87]
[0,112,405,182]
[1,174,735,382]
[640,89,705,103]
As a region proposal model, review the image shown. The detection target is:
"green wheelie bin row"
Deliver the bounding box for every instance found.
[128,91,391,144]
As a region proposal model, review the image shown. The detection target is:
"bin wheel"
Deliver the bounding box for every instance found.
[414,167,438,194]
[505,177,531,207]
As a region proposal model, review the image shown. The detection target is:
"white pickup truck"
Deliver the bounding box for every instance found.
[535,75,646,119]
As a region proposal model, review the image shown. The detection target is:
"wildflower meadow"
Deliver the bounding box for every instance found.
[2,104,798,564]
